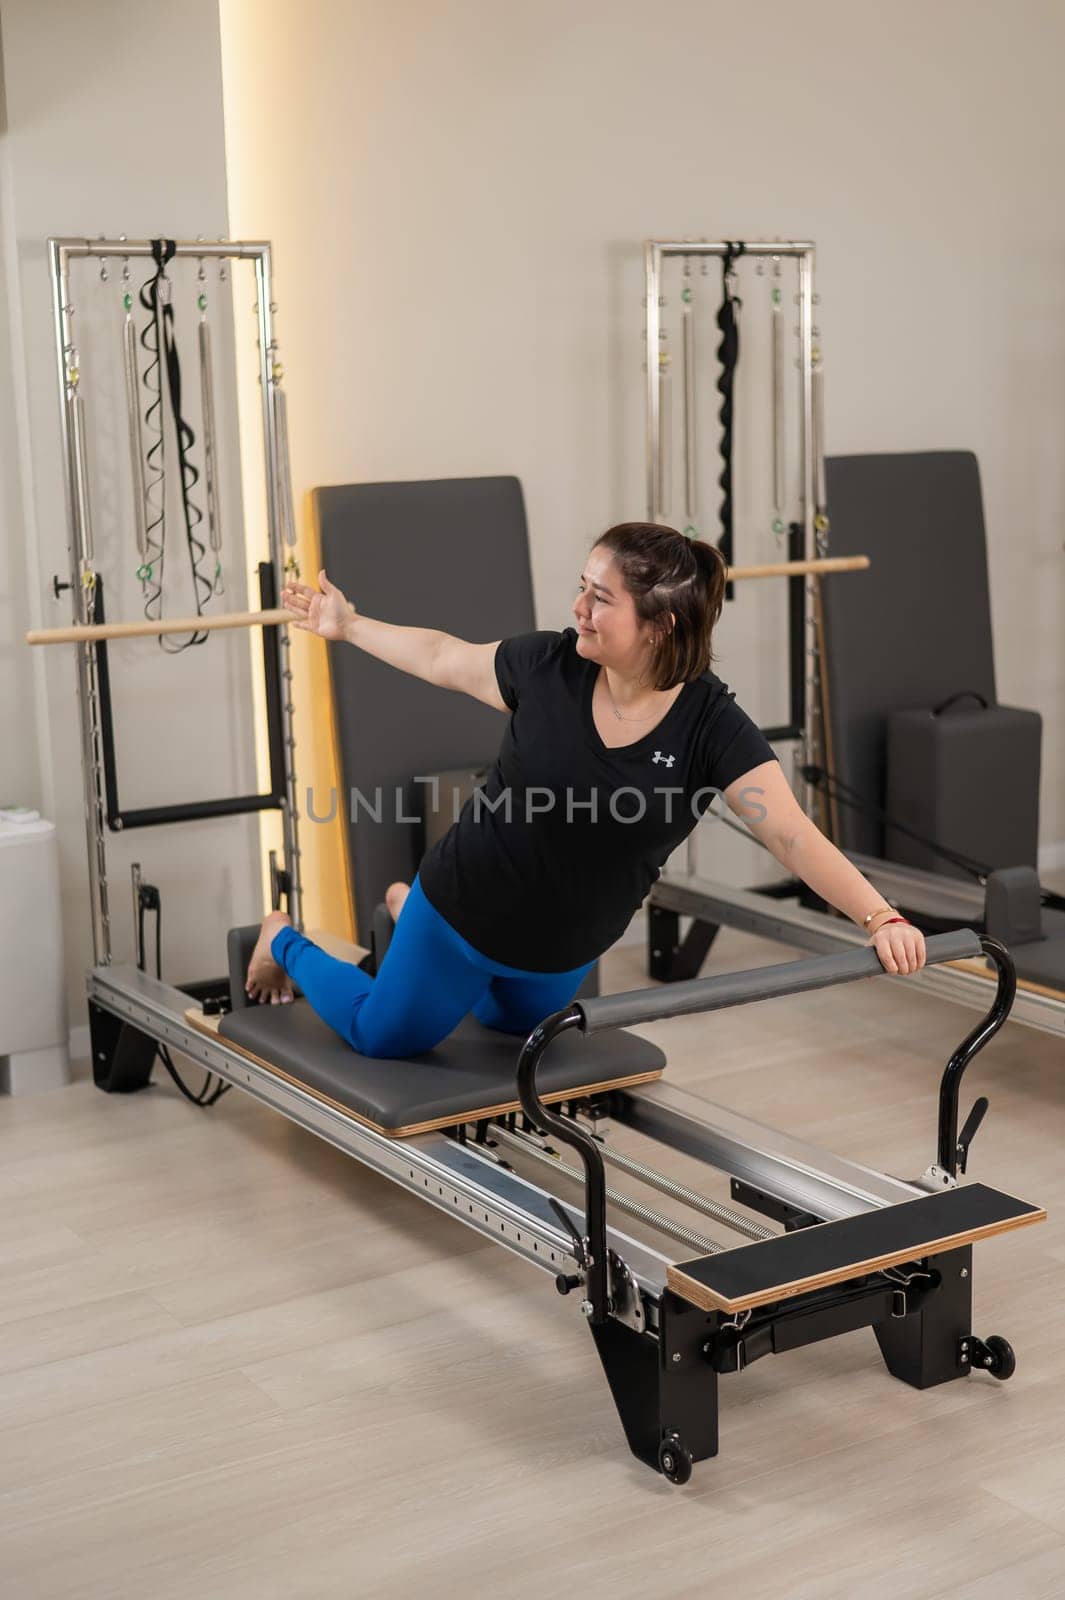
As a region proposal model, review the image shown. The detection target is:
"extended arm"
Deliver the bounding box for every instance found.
[721,761,926,973]
[346,614,506,711]
[282,570,506,710]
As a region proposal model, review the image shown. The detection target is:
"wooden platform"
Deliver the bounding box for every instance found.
[947,955,1065,1005]
[668,1183,1047,1313]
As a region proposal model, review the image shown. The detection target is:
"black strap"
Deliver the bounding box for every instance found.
[138,239,210,650]
[800,762,989,880]
[800,762,1065,914]
[137,244,170,620]
[716,242,745,601]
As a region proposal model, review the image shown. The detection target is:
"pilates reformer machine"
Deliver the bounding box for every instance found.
[86,913,1043,1482]
[35,238,1044,1481]
[642,238,1065,1042]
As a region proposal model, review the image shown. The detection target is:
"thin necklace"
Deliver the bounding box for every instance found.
[601,671,666,721]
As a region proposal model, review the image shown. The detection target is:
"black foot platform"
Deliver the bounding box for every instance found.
[669,1182,1045,1314]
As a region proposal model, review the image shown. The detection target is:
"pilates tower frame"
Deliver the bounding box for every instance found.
[47,237,303,966]
[642,239,1065,1042]
[645,240,824,809]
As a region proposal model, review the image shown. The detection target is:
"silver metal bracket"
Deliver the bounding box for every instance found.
[608,1249,646,1334]
[917,1163,958,1193]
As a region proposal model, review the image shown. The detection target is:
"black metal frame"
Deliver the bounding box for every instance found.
[95,561,287,831]
[88,925,1022,1483]
[647,525,803,952]
[938,935,1013,1173]
[742,519,808,745]
[648,879,826,983]
[516,930,1019,1480]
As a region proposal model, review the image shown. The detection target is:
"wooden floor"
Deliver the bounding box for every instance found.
[2,907,1064,1599]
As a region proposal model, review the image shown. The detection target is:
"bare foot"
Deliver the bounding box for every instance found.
[245,910,295,1004]
[385,880,410,921]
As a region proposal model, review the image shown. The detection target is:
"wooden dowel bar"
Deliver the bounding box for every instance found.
[25,557,869,647]
[27,608,290,646]
[726,556,869,580]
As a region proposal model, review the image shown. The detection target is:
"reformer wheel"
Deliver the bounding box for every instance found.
[657,1432,693,1485]
[982,1335,1016,1380]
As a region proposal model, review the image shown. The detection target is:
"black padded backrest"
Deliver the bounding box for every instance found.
[819,452,997,857]
[313,478,535,939]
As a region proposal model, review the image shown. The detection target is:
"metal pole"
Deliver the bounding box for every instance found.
[131,862,143,970]
[797,248,821,831]
[593,1137,774,1241]
[491,1123,724,1256]
[49,240,111,965]
[771,262,785,524]
[682,283,697,525]
[645,241,660,520]
[658,340,672,522]
[650,241,814,258]
[123,313,149,562]
[52,238,272,260]
[256,248,303,929]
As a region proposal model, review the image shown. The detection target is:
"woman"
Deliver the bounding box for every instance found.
[245,523,925,1056]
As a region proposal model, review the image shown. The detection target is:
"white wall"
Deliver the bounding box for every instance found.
[0,21,49,830]
[220,0,1065,891]
[0,0,261,1045]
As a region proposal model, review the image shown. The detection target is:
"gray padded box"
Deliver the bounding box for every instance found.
[885,699,1042,876]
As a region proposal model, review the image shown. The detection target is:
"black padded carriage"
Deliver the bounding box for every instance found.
[214,999,665,1137]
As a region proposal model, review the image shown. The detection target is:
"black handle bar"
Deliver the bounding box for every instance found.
[574,928,983,1035]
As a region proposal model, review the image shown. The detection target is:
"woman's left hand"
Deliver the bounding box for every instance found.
[870,920,926,975]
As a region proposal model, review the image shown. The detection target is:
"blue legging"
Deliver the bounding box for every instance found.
[270,871,595,1059]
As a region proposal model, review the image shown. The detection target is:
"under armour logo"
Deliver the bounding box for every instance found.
[652,751,675,768]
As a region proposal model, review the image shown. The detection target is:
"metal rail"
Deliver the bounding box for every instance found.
[613,1079,925,1223]
[579,1126,774,1241]
[489,1123,726,1256]
[650,871,1065,1040]
[86,964,673,1298]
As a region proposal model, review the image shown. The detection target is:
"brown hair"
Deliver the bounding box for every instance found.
[592,523,727,690]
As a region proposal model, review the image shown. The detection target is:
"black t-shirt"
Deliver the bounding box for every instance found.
[418,627,779,971]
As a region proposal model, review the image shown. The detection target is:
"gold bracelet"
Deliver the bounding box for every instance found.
[862,905,894,930]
